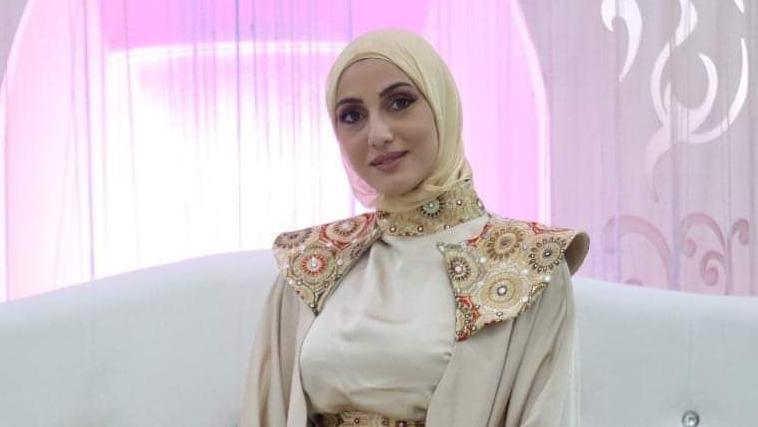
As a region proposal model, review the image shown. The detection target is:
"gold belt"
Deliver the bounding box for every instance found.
[316,411,425,426]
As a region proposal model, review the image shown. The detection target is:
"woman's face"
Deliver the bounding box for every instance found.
[334,58,438,198]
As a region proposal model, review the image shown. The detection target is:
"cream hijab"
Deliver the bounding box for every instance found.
[325,29,472,212]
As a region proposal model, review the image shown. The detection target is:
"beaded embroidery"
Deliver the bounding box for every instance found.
[317,411,424,427]
[377,179,485,237]
[273,181,582,338]
[273,180,486,314]
[436,216,578,341]
[273,213,380,314]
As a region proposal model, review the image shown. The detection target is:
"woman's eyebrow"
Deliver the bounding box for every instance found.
[336,97,362,108]
[379,82,414,97]
[335,82,414,108]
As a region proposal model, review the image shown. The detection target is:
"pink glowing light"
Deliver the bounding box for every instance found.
[1,0,546,302]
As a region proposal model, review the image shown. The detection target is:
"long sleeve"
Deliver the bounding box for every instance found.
[238,274,302,427]
[504,261,579,427]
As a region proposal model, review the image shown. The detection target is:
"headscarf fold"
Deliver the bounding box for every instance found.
[325,29,472,212]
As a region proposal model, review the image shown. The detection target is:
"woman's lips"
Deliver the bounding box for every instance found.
[370,150,408,171]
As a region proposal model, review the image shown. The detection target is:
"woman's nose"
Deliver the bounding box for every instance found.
[367,115,393,148]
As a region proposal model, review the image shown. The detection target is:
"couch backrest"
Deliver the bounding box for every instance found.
[0,250,276,427]
[574,278,758,426]
[1,249,756,426]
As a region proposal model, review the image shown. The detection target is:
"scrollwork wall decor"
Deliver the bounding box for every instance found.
[601,0,642,82]
[602,0,749,200]
[602,214,750,293]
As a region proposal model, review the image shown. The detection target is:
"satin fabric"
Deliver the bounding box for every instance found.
[239,223,586,427]
[299,215,490,420]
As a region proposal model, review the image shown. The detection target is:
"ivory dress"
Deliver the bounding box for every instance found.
[239,180,589,427]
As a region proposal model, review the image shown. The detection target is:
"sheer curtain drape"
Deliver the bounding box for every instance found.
[5,0,752,301]
[1,0,356,300]
[520,0,757,294]
[1,0,542,301]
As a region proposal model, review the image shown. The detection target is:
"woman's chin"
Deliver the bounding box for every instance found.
[378,187,411,197]
[370,176,423,198]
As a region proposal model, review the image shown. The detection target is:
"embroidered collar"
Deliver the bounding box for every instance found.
[272,181,587,341]
[272,212,380,314]
[376,180,486,237]
[436,218,580,340]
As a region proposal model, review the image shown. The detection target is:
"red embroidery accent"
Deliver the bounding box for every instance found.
[439,215,582,341]
[274,213,379,314]
[528,221,570,235]
[455,295,481,341]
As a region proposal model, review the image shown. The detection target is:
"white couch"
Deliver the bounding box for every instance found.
[0,249,756,427]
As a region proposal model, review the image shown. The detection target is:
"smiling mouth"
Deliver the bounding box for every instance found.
[370,150,409,167]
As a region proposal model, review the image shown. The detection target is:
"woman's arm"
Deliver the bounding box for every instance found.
[238,274,301,427]
[506,261,579,427]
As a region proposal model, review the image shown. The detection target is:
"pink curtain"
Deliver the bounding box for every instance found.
[0,0,542,301]
[519,0,757,294]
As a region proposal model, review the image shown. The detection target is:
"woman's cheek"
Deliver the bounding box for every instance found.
[344,141,368,174]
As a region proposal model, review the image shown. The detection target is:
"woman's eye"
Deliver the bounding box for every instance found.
[390,96,414,111]
[339,110,362,124]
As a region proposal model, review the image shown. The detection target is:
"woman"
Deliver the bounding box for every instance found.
[239,29,589,427]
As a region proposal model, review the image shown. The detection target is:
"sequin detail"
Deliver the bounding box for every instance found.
[316,411,425,427]
[442,250,481,292]
[437,216,578,341]
[484,225,524,261]
[273,213,379,314]
[378,180,485,237]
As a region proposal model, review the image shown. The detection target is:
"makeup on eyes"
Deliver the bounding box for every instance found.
[337,93,417,123]
[387,92,417,110]
[338,108,363,124]
[335,80,420,126]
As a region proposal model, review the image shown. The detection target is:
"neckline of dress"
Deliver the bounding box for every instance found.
[375,179,486,238]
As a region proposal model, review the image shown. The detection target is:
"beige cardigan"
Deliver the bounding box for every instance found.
[239,213,589,427]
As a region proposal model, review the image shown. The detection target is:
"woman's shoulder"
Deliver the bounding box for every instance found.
[269,212,589,275]
[271,212,378,254]
[266,211,589,316]
[479,215,590,275]
[269,212,380,313]
[437,214,589,339]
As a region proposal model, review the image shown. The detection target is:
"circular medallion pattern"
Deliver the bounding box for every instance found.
[322,214,374,248]
[528,236,566,272]
[446,251,481,291]
[332,219,359,237]
[324,217,366,244]
[479,271,520,310]
[484,225,525,261]
[273,228,312,249]
[448,256,471,281]
[419,197,445,218]
[292,245,337,289]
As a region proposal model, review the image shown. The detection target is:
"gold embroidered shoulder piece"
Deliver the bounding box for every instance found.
[437,215,582,341]
[272,213,380,314]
